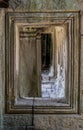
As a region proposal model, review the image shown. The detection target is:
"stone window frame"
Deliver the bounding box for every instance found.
[5,11,80,114]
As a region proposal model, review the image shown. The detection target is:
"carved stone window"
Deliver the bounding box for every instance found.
[6,11,80,114]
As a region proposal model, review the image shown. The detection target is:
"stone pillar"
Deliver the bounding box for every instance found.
[36,35,41,97]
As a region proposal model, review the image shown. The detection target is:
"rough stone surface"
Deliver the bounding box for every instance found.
[77,0,83,35]
[77,0,83,10]
[3,114,32,126]
[0,0,83,130]
[0,9,5,130]
[8,0,78,11]
[2,126,25,130]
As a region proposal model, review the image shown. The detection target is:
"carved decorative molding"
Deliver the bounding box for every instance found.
[5,11,80,114]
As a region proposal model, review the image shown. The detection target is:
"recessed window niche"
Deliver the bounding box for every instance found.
[6,11,80,114]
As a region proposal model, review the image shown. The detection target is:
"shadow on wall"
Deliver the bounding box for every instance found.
[0,0,9,8]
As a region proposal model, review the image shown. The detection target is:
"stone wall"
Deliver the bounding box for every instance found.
[0,0,83,130]
[0,9,5,130]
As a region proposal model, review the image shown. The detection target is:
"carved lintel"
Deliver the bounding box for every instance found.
[0,0,9,8]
